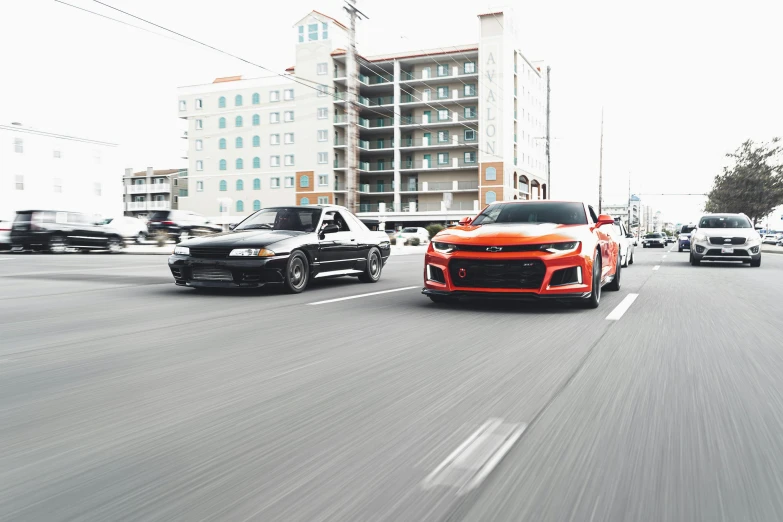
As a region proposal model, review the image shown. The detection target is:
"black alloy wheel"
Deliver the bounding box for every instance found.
[358,247,383,283]
[284,251,309,294]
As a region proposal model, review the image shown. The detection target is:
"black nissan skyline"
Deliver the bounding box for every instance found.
[168,205,391,293]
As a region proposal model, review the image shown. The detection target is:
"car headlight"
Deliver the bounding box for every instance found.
[173,246,189,255]
[229,248,276,257]
[540,241,579,253]
[432,242,458,253]
[693,232,708,242]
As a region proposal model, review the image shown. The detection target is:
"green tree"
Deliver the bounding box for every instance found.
[704,138,783,225]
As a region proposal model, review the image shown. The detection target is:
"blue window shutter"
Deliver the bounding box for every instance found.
[236,158,243,170]
[253,178,261,189]
[235,95,243,106]
[486,167,497,181]
[236,137,243,148]
[218,96,226,108]
[253,157,260,169]
[219,117,226,129]
[300,197,310,205]
[253,200,261,211]
[252,135,260,147]
[219,160,226,171]
[236,200,244,212]
[252,114,260,126]
[300,175,309,188]
[252,93,260,104]
[236,179,243,191]
[485,191,496,204]
[219,138,226,149]
[219,180,227,191]
[235,116,243,127]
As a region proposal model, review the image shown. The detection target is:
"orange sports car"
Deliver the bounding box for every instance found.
[423,200,621,308]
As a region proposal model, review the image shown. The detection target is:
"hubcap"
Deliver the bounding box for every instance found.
[290,259,305,288]
[370,254,380,277]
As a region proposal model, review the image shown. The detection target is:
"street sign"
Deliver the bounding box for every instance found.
[443,192,453,210]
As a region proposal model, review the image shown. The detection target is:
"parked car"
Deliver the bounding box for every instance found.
[169,205,391,293]
[761,233,783,244]
[10,210,125,253]
[101,216,148,243]
[642,233,666,248]
[0,217,12,250]
[690,213,761,267]
[147,210,221,243]
[608,221,635,267]
[397,227,430,244]
[423,200,621,308]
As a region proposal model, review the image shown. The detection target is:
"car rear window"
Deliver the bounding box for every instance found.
[148,211,171,221]
[646,233,662,238]
[401,228,418,233]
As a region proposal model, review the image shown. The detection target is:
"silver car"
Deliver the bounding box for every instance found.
[690,213,762,267]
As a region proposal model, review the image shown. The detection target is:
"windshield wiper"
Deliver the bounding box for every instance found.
[239,224,274,230]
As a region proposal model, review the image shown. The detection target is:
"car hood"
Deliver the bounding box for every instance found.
[434,223,589,245]
[182,229,308,248]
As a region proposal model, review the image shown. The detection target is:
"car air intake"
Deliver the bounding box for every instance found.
[189,247,232,258]
[448,259,545,289]
[549,266,580,287]
[426,265,446,284]
[191,267,233,281]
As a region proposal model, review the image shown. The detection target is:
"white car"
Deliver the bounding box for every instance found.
[609,221,635,267]
[102,216,148,243]
[396,227,430,244]
[762,233,783,244]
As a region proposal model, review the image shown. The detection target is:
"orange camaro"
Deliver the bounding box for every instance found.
[423,200,621,308]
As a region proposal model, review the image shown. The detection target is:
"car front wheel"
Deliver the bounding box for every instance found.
[358,247,383,283]
[283,251,309,293]
[606,253,621,291]
[690,251,700,266]
[48,235,67,254]
[750,257,761,267]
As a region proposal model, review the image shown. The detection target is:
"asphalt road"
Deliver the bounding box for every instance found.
[1,247,782,521]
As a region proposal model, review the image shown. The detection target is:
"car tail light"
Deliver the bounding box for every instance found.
[161,221,175,225]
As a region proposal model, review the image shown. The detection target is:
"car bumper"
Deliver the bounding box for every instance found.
[168,254,290,288]
[644,241,665,247]
[422,248,593,299]
[691,242,761,261]
[678,239,690,249]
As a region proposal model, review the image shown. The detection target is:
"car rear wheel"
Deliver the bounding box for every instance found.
[136,232,146,244]
[283,251,309,294]
[629,250,634,265]
[606,253,621,291]
[582,254,601,309]
[358,247,383,283]
[107,236,123,253]
[48,235,67,254]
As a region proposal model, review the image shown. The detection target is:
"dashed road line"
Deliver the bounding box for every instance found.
[606,293,639,321]
[307,286,419,305]
[653,265,660,271]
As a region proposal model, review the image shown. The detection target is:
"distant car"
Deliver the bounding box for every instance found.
[101,216,148,244]
[642,233,665,248]
[678,225,696,252]
[397,227,430,244]
[762,233,783,244]
[665,236,675,244]
[608,221,635,267]
[690,213,761,267]
[0,217,12,250]
[10,210,125,253]
[147,210,221,243]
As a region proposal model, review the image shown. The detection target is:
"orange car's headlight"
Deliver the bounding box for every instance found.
[539,241,579,253]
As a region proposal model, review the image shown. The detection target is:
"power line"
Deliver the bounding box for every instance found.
[53,0,181,42]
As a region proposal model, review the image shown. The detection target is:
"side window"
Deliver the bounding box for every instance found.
[333,211,351,232]
[588,206,599,223]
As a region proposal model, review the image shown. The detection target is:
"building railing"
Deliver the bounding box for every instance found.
[400,159,479,170]
[335,93,395,106]
[399,91,478,104]
[358,73,393,85]
[400,114,478,125]
[399,137,478,148]
[400,67,479,81]
[126,183,171,194]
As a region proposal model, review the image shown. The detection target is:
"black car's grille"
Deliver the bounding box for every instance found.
[708,237,746,245]
[449,259,546,289]
[191,267,233,281]
[705,248,749,257]
[456,244,544,253]
[189,247,232,259]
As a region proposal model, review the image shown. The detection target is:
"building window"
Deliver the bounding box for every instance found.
[438,109,450,121]
[464,84,476,96]
[236,200,244,212]
[317,62,328,75]
[284,133,294,144]
[196,98,203,109]
[318,174,328,187]
[219,180,227,191]
[438,152,449,165]
[284,111,294,122]
[219,159,227,171]
[317,129,328,142]
[253,157,260,169]
[93,182,101,196]
[270,134,280,145]
[235,116,243,127]
[253,199,261,211]
[219,117,226,129]
[464,62,476,74]
[271,177,280,188]
[322,22,328,39]
[252,92,260,104]
[464,106,477,119]
[317,107,328,119]
[53,150,61,158]
[438,130,449,143]
[235,95,243,106]
[464,129,476,141]
[196,119,203,130]
[196,160,204,171]
[300,175,310,188]
[284,89,294,101]
[179,100,186,111]
[270,90,280,102]
[270,112,280,123]
[284,155,294,166]
[486,167,497,180]
[219,202,226,213]
[196,181,204,191]
[236,137,244,148]
[252,114,260,126]
[14,138,23,153]
[218,96,226,108]
[234,179,242,191]
[14,175,24,190]
[252,135,260,147]
[53,178,63,193]
[317,84,328,97]
[464,152,476,164]
[298,25,304,43]
[437,86,449,99]
[485,191,497,204]
[236,158,244,170]
[195,139,203,151]
[253,178,261,190]
[284,176,294,188]
[317,152,328,164]
[219,138,226,149]
[270,155,280,167]
[438,64,451,77]
[308,23,318,41]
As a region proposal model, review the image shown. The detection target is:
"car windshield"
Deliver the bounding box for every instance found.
[148,211,170,221]
[235,207,322,232]
[401,228,418,233]
[699,215,752,228]
[646,233,662,238]
[471,202,588,225]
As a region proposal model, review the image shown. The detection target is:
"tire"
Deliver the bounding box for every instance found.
[283,251,309,294]
[358,247,383,283]
[107,236,124,253]
[690,251,700,266]
[750,257,761,267]
[643,244,647,248]
[621,248,628,268]
[48,235,67,254]
[136,232,146,244]
[678,247,683,252]
[629,250,634,265]
[582,253,601,309]
[606,253,621,291]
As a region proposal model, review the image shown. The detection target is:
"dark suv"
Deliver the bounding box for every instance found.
[10,210,126,253]
[147,210,222,242]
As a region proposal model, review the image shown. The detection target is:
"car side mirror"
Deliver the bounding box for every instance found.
[596,214,615,227]
[458,216,473,226]
[320,223,339,238]
[228,223,237,231]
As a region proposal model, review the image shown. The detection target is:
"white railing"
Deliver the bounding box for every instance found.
[148,200,171,210]
[126,184,148,194]
[148,183,171,193]
[125,201,147,211]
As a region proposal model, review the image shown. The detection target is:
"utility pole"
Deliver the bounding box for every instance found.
[343,0,367,215]
[627,172,632,228]
[598,107,604,214]
[545,66,551,199]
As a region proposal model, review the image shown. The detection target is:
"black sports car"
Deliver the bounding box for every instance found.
[168,205,391,293]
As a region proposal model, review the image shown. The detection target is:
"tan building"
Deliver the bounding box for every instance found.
[122,168,188,219]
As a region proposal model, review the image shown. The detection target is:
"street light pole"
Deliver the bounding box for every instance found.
[545,66,551,199]
[598,107,604,214]
[343,0,367,214]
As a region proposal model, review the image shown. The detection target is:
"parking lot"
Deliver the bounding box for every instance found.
[2,247,783,521]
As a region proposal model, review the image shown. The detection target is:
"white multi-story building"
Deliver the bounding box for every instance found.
[122,168,188,219]
[604,195,642,229]
[0,123,121,219]
[177,8,548,226]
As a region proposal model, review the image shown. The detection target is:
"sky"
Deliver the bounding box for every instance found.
[2,0,782,225]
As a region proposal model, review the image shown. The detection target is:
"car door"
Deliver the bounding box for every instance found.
[317,211,359,272]
[588,205,613,277]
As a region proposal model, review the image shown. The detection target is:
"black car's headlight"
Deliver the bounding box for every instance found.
[173,246,189,255]
[432,242,458,253]
[539,241,579,253]
[229,248,276,257]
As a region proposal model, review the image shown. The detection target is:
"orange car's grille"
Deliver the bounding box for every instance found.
[455,244,543,253]
[448,259,545,289]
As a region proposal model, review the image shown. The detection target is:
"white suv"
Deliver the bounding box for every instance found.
[690,213,762,267]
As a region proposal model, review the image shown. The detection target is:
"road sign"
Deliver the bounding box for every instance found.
[443,192,453,209]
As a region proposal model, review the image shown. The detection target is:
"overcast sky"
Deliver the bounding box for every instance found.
[2,0,781,224]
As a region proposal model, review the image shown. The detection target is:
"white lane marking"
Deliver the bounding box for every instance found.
[0,258,15,261]
[1,265,163,277]
[605,293,639,321]
[653,265,660,271]
[307,286,419,305]
[422,418,526,494]
[662,255,667,259]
